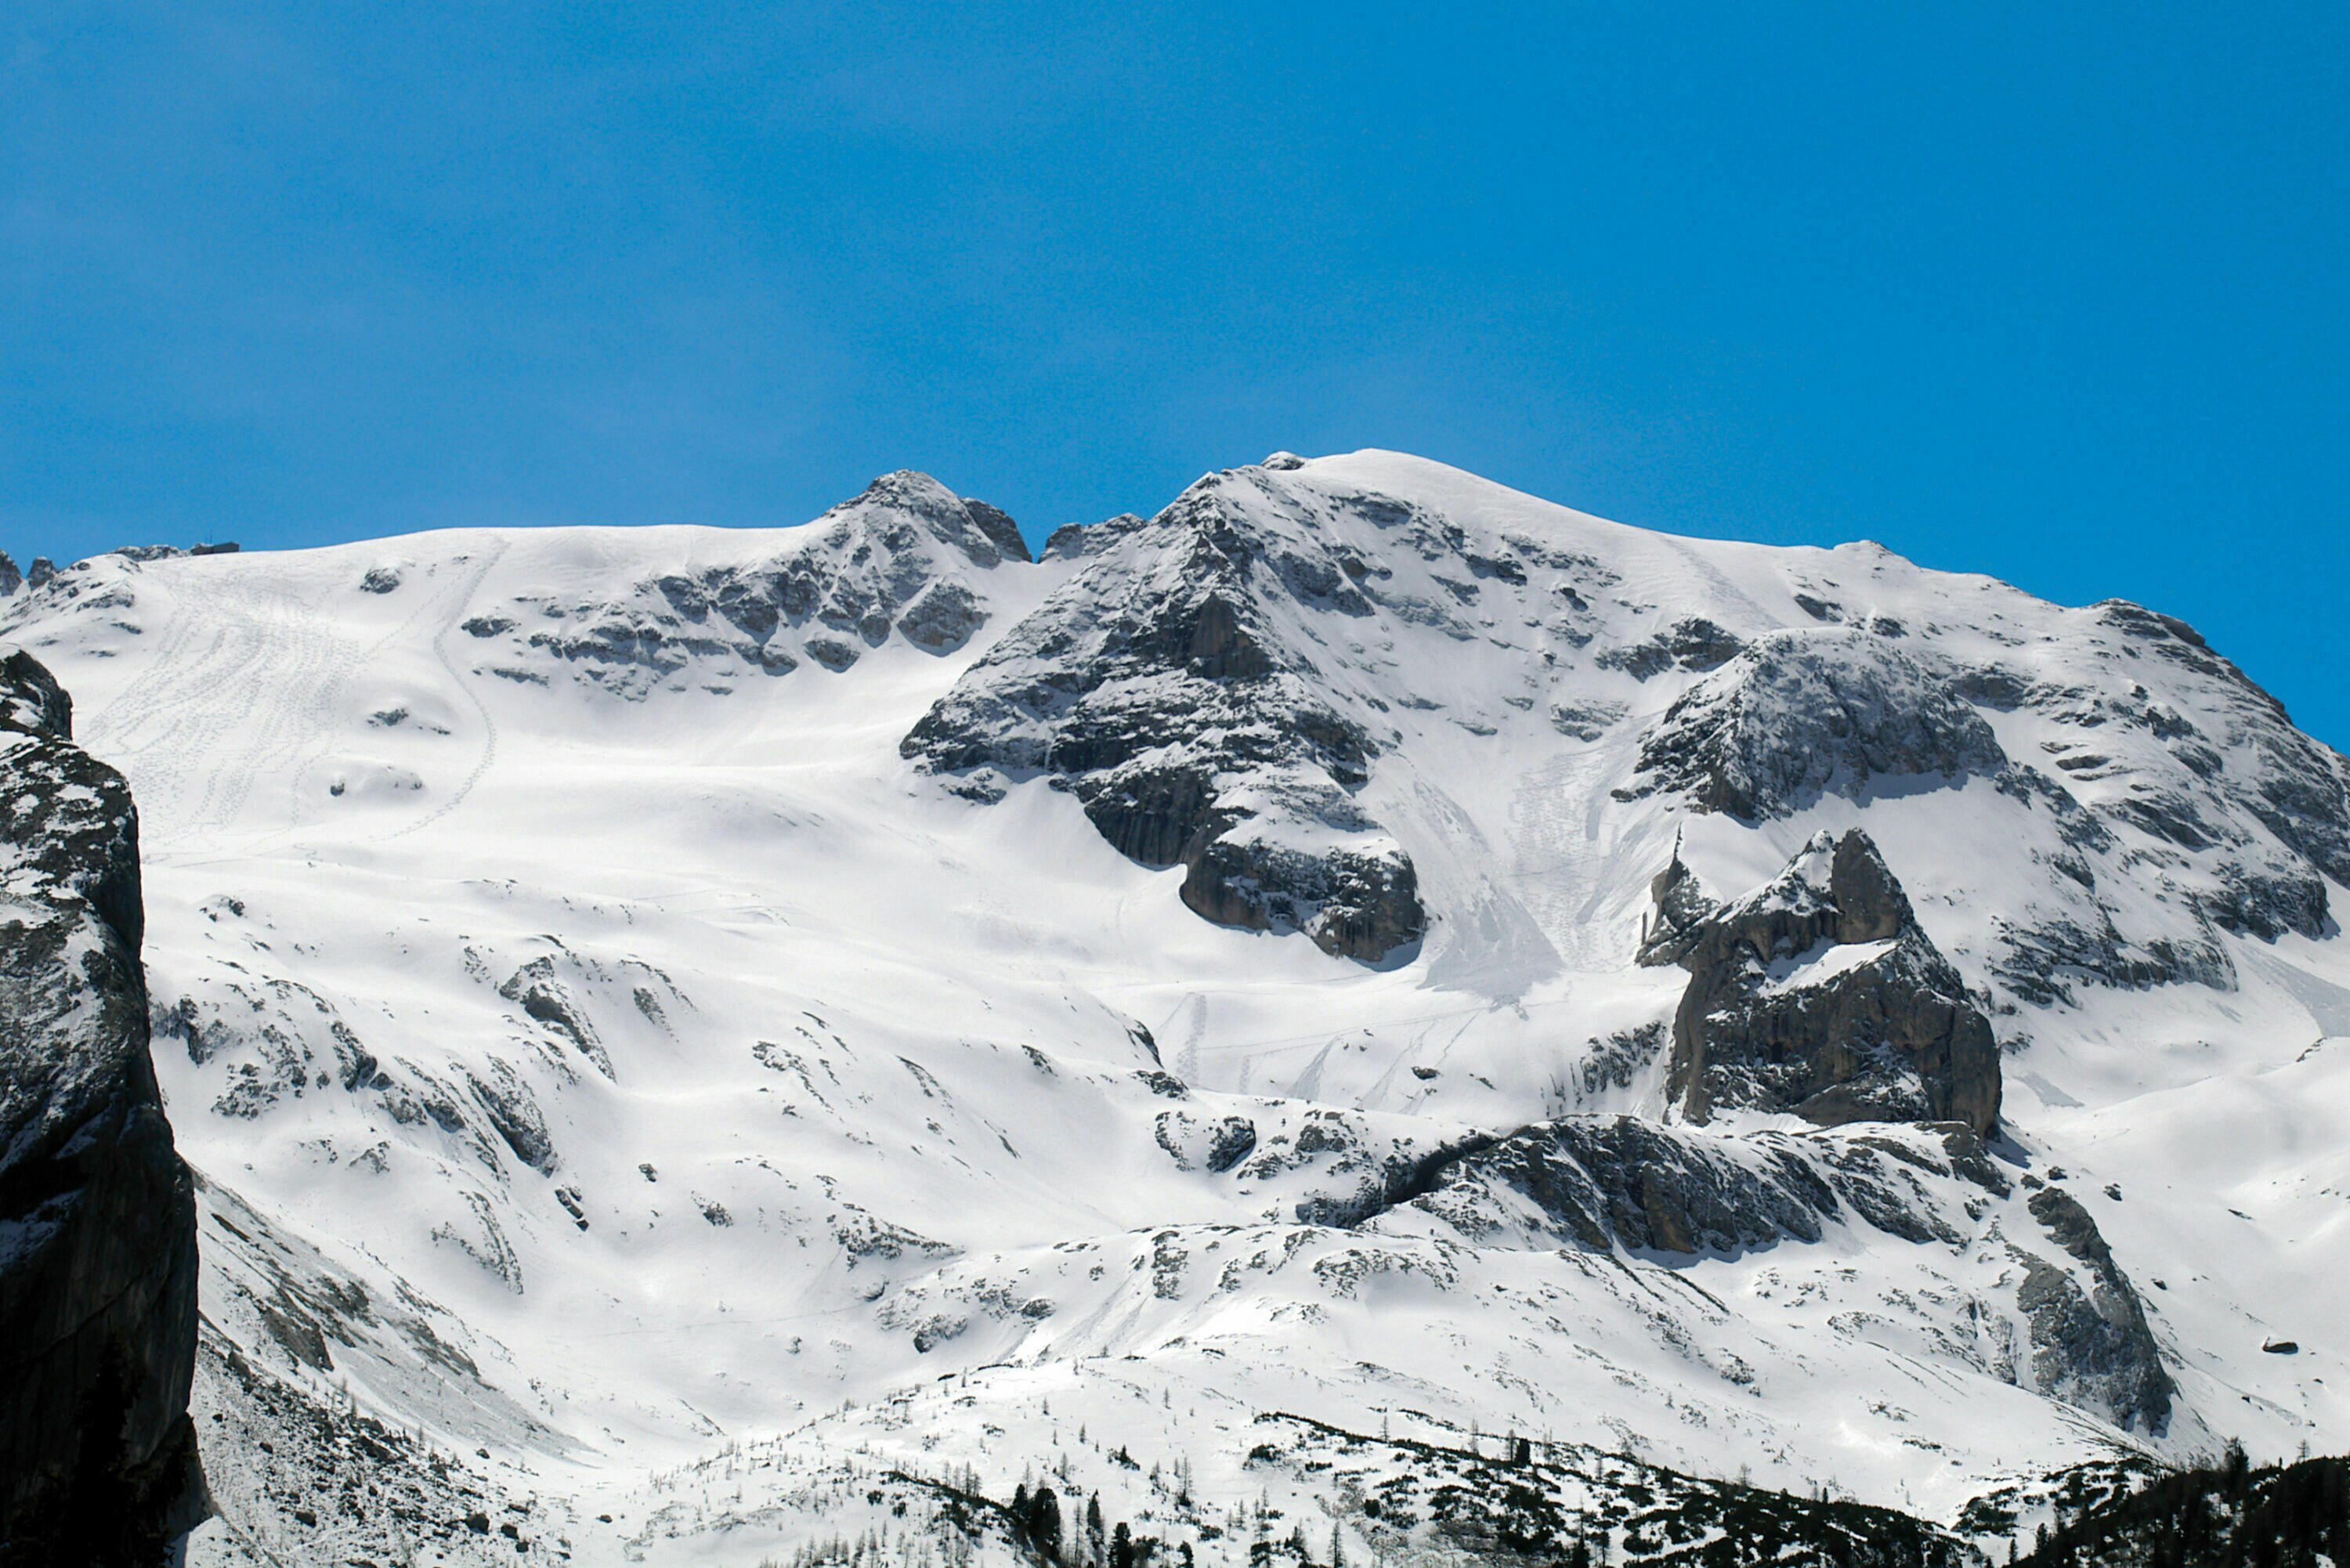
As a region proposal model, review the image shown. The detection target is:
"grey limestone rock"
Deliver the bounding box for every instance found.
[0,646,208,1545]
[473,471,1026,699]
[1650,829,2002,1136]
[895,578,987,652]
[1618,629,2008,821]
[1593,616,1746,680]
[903,470,1426,962]
[1408,1115,2002,1256]
[2012,1186,2174,1433]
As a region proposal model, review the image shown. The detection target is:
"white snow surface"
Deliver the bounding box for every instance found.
[4,450,2346,1563]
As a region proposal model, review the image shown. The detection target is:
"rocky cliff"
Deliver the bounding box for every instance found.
[0,646,205,1552]
[1644,829,2004,1135]
[902,468,1429,961]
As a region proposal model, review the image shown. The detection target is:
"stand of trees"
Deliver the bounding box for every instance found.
[2015,1448,2348,1568]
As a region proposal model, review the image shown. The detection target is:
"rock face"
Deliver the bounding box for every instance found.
[1618,630,2007,820]
[902,471,1426,962]
[0,647,206,1545]
[2013,1186,2175,1433]
[1397,1114,2171,1431]
[1412,1114,1995,1255]
[456,471,1030,698]
[1644,829,2002,1135]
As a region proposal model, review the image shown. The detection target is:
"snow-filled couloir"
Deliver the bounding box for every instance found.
[2,451,2345,1565]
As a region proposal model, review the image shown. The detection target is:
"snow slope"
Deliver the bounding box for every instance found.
[4,453,2345,1566]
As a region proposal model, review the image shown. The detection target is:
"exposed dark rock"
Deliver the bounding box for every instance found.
[1152,1112,1260,1173]
[359,567,402,594]
[1593,616,1747,679]
[1650,829,2002,1135]
[497,960,615,1079]
[897,579,987,652]
[1412,1115,2012,1258]
[1419,1115,1846,1253]
[0,551,20,595]
[1286,1128,1499,1229]
[958,497,1029,565]
[1990,910,2235,1006]
[2013,1187,2174,1433]
[26,558,56,589]
[1547,697,1627,740]
[466,1060,555,1173]
[2077,604,2350,894]
[188,541,239,556]
[0,646,208,1545]
[0,645,74,738]
[903,471,1425,962]
[1618,630,2007,820]
[1576,1021,1667,1100]
[1388,1114,2170,1430]
[805,636,861,672]
[465,471,1026,698]
[1636,844,1717,966]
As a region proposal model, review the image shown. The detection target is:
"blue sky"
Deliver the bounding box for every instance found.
[5,3,2345,742]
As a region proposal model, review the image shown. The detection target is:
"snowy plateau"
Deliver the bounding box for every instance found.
[3,450,2347,1566]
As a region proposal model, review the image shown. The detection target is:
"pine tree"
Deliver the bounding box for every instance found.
[1028,1486,1065,1561]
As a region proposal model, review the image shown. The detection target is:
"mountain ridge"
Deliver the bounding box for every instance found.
[0,449,2341,1564]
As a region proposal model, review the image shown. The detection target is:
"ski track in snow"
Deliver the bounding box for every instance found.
[386,541,506,841]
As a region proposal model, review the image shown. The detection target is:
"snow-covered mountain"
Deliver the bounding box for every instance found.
[3,451,2345,1566]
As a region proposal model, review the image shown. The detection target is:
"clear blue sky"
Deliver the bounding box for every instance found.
[5,4,2345,742]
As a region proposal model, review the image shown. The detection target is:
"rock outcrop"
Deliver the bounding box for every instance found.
[902,471,1426,962]
[459,471,1029,698]
[1397,1113,2170,1431]
[1618,630,2008,820]
[2015,1185,2175,1433]
[1644,829,2002,1135]
[1410,1114,2001,1255]
[0,647,207,1546]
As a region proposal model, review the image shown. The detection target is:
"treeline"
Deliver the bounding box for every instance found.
[2014,1449,2348,1568]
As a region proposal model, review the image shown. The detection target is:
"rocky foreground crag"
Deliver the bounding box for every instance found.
[0,647,204,1554]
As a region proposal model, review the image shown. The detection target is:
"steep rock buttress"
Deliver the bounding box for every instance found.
[0,646,206,1548]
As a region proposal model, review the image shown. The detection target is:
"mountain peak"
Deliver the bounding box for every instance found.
[830,469,1032,568]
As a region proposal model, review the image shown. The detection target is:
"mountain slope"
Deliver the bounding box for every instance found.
[2,450,2344,1565]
